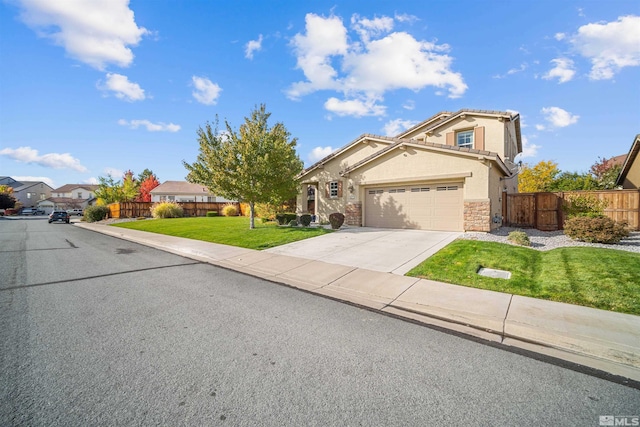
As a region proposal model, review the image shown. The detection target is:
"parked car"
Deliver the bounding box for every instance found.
[21,208,36,215]
[49,210,70,224]
[67,209,84,216]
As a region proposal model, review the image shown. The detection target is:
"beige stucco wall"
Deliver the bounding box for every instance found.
[297,140,392,220]
[622,158,640,189]
[403,115,520,161]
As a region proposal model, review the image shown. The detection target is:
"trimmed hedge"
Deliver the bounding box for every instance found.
[84,206,110,223]
[299,214,312,227]
[206,211,219,217]
[276,213,297,225]
[564,216,629,244]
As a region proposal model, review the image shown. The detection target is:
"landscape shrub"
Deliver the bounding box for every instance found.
[275,213,297,225]
[206,211,219,217]
[151,202,184,219]
[288,219,298,227]
[329,212,345,229]
[84,206,110,222]
[564,216,629,244]
[507,230,531,246]
[221,204,238,217]
[299,214,312,227]
[562,194,608,218]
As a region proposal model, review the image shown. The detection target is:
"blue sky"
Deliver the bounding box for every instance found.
[1,0,639,189]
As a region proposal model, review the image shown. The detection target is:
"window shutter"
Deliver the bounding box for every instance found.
[325,182,330,198]
[446,132,455,146]
[337,181,343,197]
[474,126,485,150]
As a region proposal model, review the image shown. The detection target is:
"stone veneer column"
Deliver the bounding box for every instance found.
[345,202,362,226]
[464,200,491,232]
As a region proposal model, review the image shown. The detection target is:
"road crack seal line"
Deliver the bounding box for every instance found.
[65,239,78,248]
[0,262,203,292]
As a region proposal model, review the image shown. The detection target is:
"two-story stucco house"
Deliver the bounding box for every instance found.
[150,181,234,203]
[37,184,99,214]
[296,109,522,232]
[0,177,53,208]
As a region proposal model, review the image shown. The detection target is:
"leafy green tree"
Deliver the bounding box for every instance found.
[121,170,139,202]
[548,171,598,191]
[518,160,560,193]
[183,104,303,229]
[94,174,124,204]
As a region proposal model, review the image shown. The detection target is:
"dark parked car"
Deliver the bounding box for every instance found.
[49,210,70,224]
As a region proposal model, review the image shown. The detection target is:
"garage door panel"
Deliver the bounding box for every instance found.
[365,183,463,231]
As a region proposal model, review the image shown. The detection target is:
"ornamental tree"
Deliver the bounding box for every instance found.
[136,173,160,202]
[183,104,303,229]
[518,160,560,193]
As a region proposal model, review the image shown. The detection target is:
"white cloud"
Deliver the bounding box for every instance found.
[554,32,566,41]
[493,63,527,79]
[535,124,546,131]
[382,118,419,136]
[540,106,579,128]
[324,97,385,117]
[394,13,419,24]
[98,73,145,101]
[402,100,415,110]
[570,15,640,80]
[309,146,335,163]
[351,14,394,43]
[245,34,263,59]
[287,13,467,117]
[191,76,222,105]
[542,58,576,83]
[118,119,180,132]
[12,175,55,187]
[15,0,149,70]
[0,146,87,172]
[84,177,99,185]
[516,135,540,160]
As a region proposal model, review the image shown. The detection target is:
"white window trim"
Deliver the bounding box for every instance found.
[456,130,474,149]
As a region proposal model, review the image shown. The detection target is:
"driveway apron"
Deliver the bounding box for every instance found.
[265,227,461,275]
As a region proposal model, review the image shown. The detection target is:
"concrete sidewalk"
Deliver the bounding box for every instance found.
[75,222,640,382]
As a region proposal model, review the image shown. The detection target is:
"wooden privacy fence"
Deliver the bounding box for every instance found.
[503,190,640,231]
[107,201,242,219]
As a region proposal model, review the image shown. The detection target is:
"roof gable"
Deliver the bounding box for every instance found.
[342,136,510,176]
[616,134,640,186]
[53,184,98,193]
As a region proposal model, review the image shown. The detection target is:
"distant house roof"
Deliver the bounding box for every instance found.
[616,134,640,187]
[53,184,99,193]
[150,181,213,195]
[13,181,52,191]
[606,154,627,168]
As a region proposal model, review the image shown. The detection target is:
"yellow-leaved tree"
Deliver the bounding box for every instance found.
[518,160,560,193]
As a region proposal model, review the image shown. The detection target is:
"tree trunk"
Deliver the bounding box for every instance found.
[249,201,255,229]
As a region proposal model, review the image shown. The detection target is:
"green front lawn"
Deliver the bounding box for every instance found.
[406,240,640,315]
[111,216,332,250]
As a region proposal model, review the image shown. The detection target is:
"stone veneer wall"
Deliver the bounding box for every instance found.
[345,202,362,226]
[464,200,491,231]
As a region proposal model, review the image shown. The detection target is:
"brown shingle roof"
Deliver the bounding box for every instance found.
[150,181,212,194]
[52,184,99,193]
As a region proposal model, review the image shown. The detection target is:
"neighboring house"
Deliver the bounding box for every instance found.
[0,176,53,208]
[296,109,522,232]
[37,184,99,214]
[150,181,234,203]
[616,134,640,189]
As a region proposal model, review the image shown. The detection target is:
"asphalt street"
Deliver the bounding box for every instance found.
[1,217,639,426]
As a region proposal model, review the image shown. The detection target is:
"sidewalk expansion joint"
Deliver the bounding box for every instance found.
[382,279,419,310]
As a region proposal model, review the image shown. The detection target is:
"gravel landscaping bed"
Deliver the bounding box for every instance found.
[462,227,640,254]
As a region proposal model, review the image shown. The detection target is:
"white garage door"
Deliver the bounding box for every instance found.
[365,183,463,231]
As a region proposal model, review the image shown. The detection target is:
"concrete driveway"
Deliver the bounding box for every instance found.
[265,227,461,275]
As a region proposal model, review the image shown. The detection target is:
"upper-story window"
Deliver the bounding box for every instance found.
[77,192,82,199]
[456,130,474,148]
